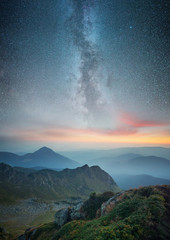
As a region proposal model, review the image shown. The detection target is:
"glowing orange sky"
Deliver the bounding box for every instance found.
[7,117,170,147]
[1,112,170,151]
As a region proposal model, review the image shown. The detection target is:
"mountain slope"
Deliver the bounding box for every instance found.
[0,163,120,203]
[24,185,170,240]
[0,152,21,166]
[86,153,142,167]
[114,174,170,190]
[60,147,170,163]
[124,156,170,178]
[86,155,170,179]
[0,147,80,169]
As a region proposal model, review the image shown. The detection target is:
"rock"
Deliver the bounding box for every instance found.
[54,193,123,227]
[101,192,123,216]
[95,208,101,218]
[55,207,70,227]
[18,235,26,240]
[70,202,85,220]
[55,201,85,227]
[0,227,6,233]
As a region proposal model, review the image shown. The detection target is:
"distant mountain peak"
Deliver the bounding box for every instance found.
[33,147,57,156]
[0,147,80,169]
[81,164,89,168]
[36,146,54,153]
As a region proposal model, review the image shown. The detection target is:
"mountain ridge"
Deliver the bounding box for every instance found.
[0,147,80,169]
[59,146,170,162]
[0,163,120,203]
[82,154,170,179]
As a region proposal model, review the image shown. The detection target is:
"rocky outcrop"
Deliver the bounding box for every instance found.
[0,227,6,233]
[55,191,118,226]
[55,207,71,227]
[70,202,85,220]
[55,201,85,226]
[100,191,123,216]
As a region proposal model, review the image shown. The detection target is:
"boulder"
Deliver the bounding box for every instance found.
[55,201,85,226]
[70,202,85,220]
[55,207,70,227]
[0,227,6,233]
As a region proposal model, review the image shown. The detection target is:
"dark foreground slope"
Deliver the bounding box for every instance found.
[0,163,119,203]
[25,185,170,240]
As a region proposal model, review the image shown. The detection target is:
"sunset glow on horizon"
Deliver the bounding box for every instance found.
[2,112,169,151]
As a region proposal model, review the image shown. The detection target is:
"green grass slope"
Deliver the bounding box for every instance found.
[27,185,170,240]
[0,163,120,203]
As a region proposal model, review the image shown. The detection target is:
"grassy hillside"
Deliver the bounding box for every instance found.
[0,163,120,203]
[26,185,170,240]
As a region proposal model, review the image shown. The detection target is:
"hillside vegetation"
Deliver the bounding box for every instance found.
[25,185,170,240]
[0,163,119,203]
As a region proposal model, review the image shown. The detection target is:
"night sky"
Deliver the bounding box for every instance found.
[0,0,170,152]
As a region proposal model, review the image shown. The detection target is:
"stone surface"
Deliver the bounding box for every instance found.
[55,207,70,227]
[0,227,6,233]
[55,201,85,226]
[70,202,85,220]
[101,192,123,216]
[54,193,123,226]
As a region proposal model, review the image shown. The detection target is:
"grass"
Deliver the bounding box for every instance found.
[31,210,56,226]
[0,210,57,240]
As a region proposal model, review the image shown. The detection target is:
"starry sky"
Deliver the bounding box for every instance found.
[0,0,170,152]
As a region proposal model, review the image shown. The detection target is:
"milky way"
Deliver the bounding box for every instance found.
[0,0,169,151]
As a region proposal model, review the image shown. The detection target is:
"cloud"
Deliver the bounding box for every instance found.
[120,112,170,128]
[2,126,138,143]
[1,125,170,147]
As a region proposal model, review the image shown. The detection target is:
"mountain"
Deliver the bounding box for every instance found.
[60,146,170,163]
[0,152,20,165]
[86,153,142,167]
[113,174,170,190]
[0,147,80,169]
[23,185,170,240]
[81,154,170,179]
[123,156,170,178]
[0,163,120,203]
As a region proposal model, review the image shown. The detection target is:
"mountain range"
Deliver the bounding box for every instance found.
[0,163,120,203]
[0,147,80,169]
[1,146,170,188]
[60,147,170,162]
[113,174,170,190]
[83,154,170,179]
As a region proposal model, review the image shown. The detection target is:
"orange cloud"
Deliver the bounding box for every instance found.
[120,112,169,128]
[7,125,170,147]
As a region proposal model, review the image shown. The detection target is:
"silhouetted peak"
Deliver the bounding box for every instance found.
[82,164,89,169]
[38,146,53,152]
[34,147,56,155]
